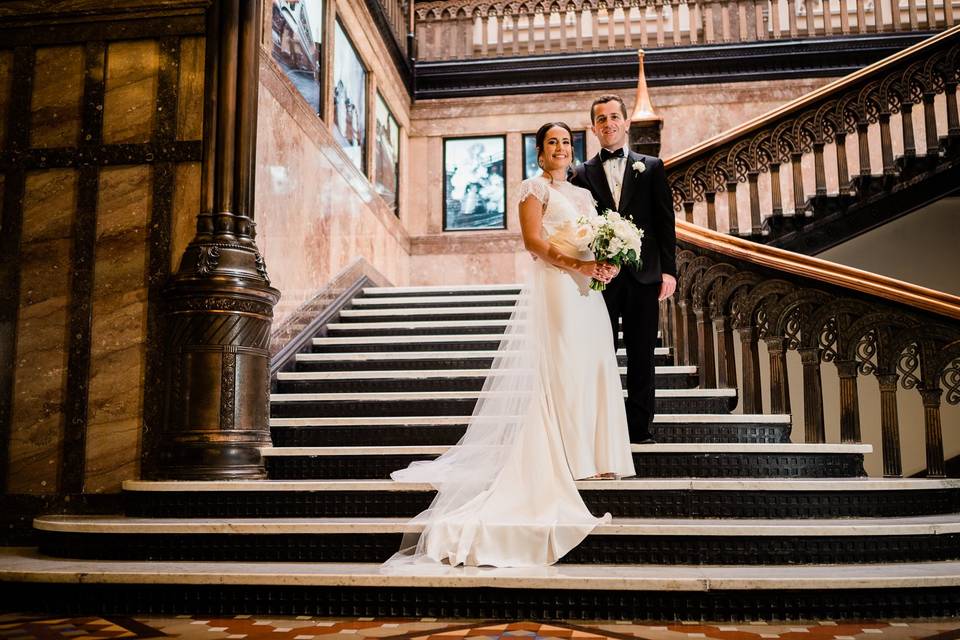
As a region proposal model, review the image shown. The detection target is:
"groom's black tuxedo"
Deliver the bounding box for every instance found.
[571,150,677,443]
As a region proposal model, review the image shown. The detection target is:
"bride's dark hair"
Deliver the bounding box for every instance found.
[535,122,574,182]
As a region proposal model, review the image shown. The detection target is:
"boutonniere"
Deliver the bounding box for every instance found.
[632,160,646,174]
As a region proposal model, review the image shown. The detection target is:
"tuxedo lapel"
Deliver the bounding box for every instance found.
[617,151,643,214]
[584,156,615,212]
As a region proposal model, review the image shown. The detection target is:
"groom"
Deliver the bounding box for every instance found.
[571,94,677,445]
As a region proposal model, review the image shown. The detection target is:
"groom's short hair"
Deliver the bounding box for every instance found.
[590,95,628,123]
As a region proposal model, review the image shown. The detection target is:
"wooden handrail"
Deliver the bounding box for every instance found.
[665,25,960,168]
[677,220,960,320]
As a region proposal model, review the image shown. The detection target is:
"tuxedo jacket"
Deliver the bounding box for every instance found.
[571,151,677,285]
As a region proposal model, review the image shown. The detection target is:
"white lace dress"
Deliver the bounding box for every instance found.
[386,176,634,568]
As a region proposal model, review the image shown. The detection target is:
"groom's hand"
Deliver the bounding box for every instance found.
[658,274,677,301]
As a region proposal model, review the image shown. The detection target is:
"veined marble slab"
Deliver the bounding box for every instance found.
[353,295,520,305]
[269,413,790,427]
[259,443,871,456]
[363,284,522,294]
[299,347,662,357]
[327,320,516,330]
[120,478,960,492]
[277,366,694,381]
[340,307,517,318]
[269,388,733,402]
[33,513,960,536]
[3,548,960,589]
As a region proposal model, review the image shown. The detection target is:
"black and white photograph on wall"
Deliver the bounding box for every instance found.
[333,20,366,173]
[375,93,400,215]
[523,131,586,180]
[444,136,506,231]
[270,0,323,114]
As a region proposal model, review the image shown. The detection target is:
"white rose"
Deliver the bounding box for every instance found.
[633,160,646,174]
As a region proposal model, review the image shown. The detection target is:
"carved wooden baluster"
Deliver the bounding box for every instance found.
[481,14,490,56]
[835,130,851,191]
[823,0,834,35]
[770,161,784,216]
[755,0,767,38]
[738,324,764,413]
[705,190,718,229]
[683,200,695,223]
[623,5,634,47]
[657,1,667,45]
[681,297,700,367]
[875,0,886,32]
[788,0,799,36]
[696,308,718,387]
[704,0,716,41]
[511,12,521,54]
[880,111,896,174]
[715,313,738,388]
[799,347,827,442]
[855,0,866,31]
[640,1,650,45]
[771,0,783,37]
[721,0,733,40]
[947,0,956,26]
[790,151,805,214]
[856,119,872,176]
[901,102,917,156]
[922,92,939,155]
[804,0,816,35]
[836,359,862,443]
[672,295,686,365]
[726,179,740,234]
[840,0,851,33]
[922,0,934,27]
[748,170,762,234]
[543,10,553,53]
[891,0,903,30]
[496,13,505,55]
[946,79,960,136]
[813,142,827,196]
[766,337,791,414]
[673,0,683,43]
[876,372,903,477]
[660,298,674,352]
[527,10,537,53]
[689,0,700,42]
[920,386,945,477]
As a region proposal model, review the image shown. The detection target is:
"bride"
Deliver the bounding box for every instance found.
[386,122,635,568]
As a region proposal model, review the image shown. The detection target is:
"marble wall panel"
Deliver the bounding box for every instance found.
[0,50,12,150]
[176,37,204,142]
[83,166,152,494]
[255,63,410,327]
[7,169,77,494]
[30,46,84,149]
[170,162,202,272]
[103,40,159,144]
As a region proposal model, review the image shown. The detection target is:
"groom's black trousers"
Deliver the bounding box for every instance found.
[603,277,660,443]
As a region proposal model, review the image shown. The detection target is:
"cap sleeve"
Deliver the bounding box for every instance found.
[517,177,549,206]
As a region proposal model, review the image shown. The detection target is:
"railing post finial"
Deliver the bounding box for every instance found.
[629,49,664,156]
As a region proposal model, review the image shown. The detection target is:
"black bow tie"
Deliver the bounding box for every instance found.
[600,148,625,162]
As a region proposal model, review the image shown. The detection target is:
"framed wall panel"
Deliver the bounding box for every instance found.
[270,0,323,115]
[374,92,400,215]
[332,19,366,174]
[443,136,506,231]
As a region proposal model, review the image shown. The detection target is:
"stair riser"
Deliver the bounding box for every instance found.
[8,582,960,620]
[36,531,960,564]
[263,453,865,480]
[268,396,735,418]
[307,345,672,366]
[269,423,791,447]
[294,355,651,370]
[339,312,515,322]
[274,373,698,394]
[359,289,522,299]
[122,488,960,519]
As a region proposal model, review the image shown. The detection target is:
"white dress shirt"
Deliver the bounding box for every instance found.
[601,144,630,210]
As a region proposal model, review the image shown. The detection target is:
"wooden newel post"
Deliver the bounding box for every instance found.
[148,0,280,480]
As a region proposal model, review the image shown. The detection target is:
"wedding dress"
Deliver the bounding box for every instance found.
[385,175,635,568]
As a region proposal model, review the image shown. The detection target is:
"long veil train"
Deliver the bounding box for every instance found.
[383,262,611,569]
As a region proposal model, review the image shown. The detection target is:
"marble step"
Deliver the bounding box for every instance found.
[260,443,868,481]
[351,294,520,308]
[32,513,960,565]
[274,367,699,393]
[296,350,670,368]
[339,307,516,320]
[361,284,523,296]
[3,548,960,619]
[120,478,960,519]
[268,413,792,447]
[268,388,737,418]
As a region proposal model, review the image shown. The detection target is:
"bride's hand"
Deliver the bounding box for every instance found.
[576,260,608,280]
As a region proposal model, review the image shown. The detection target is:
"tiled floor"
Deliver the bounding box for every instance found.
[1,616,958,640]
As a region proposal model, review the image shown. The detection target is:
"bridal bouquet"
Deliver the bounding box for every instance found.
[575,209,644,291]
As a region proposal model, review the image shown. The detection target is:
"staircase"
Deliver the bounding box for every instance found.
[9,282,960,620]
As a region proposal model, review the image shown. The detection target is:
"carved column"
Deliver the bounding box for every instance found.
[920,386,945,478]
[738,324,762,413]
[765,336,791,414]
[695,308,717,388]
[799,347,826,443]
[877,372,902,477]
[150,0,280,480]
[836,360,862,443]
[680,298,700,367]
[714,314,737,389]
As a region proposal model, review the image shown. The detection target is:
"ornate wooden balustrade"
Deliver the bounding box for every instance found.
[665,24,960,237]
[662,220,960,477]
[414,0,957,61]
